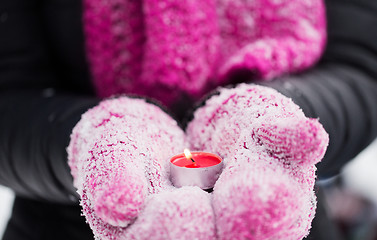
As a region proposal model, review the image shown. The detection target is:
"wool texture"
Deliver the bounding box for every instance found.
[187,84,328,240]
[70,0,329,238]
[68,85,328,240]
[83,0,326,108]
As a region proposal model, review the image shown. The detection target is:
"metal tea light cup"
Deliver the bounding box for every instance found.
[170,152,224,190]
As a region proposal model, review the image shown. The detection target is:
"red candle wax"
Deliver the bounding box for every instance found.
[170,150,224,189]
[170,152,222,168]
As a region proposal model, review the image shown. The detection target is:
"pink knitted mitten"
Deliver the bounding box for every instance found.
[187,84,329,239]
[68,97,215,239]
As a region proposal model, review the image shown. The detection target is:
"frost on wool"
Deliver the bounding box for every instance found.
[68,84,329,240]
[124,187,216,240]
[187,84,329,240]
[68,97,189,239]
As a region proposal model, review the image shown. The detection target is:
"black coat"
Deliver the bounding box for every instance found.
[1,0,377,239]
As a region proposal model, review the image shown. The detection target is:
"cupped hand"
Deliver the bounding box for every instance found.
[68,98,216,240]
[68,85,328,240]
[187,84,328,240]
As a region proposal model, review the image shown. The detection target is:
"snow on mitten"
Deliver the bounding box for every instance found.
[187,84,329,240]
[68,97,216,240]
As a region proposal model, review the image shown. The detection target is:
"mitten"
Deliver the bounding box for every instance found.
[187,84,329,240]
[217,0,326,81]
[68,97,216,239]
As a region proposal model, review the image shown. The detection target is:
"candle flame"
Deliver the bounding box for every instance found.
[184,149,192,160]
[184,149,197,165]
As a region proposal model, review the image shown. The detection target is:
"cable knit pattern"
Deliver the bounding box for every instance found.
[83,0,326,108]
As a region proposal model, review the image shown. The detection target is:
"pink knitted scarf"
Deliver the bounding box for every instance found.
[83,0,326,108]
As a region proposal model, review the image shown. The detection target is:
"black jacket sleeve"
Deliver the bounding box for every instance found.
[0,0,99,203]
[260,0,377,178]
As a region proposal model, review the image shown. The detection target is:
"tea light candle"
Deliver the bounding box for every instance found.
[170,149,224,190]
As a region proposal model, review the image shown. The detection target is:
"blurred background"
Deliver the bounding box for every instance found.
[319,138,377,240]
[0,138,376,239]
